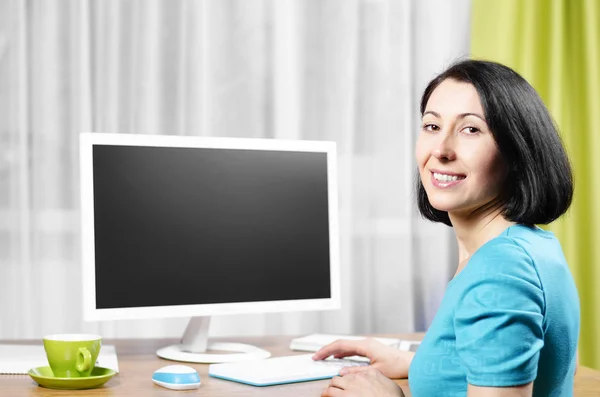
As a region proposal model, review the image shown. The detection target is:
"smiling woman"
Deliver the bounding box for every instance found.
[314,60,579,397]
[410,60,579,396]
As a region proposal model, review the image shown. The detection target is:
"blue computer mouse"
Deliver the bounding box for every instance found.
[152,365,201,390]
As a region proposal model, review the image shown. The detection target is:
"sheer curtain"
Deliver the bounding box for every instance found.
[0,0,470,339]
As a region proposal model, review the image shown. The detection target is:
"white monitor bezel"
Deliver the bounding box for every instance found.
[80,132,341,322]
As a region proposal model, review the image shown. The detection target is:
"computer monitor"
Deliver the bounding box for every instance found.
[79,132,340,363]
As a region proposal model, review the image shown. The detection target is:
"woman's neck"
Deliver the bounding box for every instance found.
[450,208,516,271]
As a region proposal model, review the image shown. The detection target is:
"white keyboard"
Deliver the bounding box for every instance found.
[208,354,369,386]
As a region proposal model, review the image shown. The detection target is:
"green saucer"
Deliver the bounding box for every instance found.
[28,366,116,390]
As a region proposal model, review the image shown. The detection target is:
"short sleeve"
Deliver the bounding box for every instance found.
[454,237,545,387]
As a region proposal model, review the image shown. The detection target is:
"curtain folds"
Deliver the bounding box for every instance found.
[0,0,470,340]
[471,0,600,369]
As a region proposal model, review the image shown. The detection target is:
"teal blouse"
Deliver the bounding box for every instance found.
[408,225,579,396]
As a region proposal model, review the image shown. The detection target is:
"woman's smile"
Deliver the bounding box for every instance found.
[430,169,466,188]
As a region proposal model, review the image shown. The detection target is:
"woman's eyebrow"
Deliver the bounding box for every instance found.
[422,110,440,118]
[457,112,486,122]
[422,110,486,122]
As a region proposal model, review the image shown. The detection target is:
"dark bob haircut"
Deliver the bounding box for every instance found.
[417,59,573,227]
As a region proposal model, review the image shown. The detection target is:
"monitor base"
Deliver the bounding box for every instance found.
[156,342,271,363]
[155,316,271,363]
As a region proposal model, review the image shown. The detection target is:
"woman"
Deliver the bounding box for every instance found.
[313,60,580,397]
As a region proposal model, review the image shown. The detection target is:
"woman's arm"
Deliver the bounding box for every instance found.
[467,348,578,396]
[468,382,533,397]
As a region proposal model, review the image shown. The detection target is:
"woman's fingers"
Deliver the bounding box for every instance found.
[339,365,372,376]
[321,385,344,397]
[321,376,346,397]
[312,339,366,360]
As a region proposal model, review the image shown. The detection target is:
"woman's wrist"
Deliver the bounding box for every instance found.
[392,350,415,379]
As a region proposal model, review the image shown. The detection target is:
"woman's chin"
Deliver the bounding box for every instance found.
[428,201,458,214]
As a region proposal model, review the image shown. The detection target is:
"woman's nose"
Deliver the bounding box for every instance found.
[432,135,456,161]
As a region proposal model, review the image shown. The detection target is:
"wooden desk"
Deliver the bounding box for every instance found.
[2,335,599,396]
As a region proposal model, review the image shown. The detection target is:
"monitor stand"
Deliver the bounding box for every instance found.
[156,316,272,363]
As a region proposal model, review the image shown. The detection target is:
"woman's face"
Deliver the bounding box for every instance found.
[415,79,507,217]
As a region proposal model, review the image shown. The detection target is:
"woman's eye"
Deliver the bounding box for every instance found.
[462,126,480,134]
[422,123,439,132]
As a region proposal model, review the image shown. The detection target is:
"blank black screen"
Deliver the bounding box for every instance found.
[92,145,332,309]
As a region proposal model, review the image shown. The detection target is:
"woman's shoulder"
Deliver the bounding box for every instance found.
[463,224,569,291]
[472,225,560,266]
[463,225,553,285]
[452,228,546,313]
[470,227,536,268]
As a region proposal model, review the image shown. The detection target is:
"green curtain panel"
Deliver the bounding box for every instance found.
[471,0,600,369]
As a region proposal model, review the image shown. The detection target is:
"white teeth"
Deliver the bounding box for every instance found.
[433,172,464,182]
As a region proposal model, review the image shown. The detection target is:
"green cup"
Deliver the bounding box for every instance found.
[43,334,102,378]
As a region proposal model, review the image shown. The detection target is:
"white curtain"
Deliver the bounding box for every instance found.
[0,0,470,339]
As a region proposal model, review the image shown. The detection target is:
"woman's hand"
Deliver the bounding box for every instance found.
[321,369,406,397]
[312,338,414,379]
